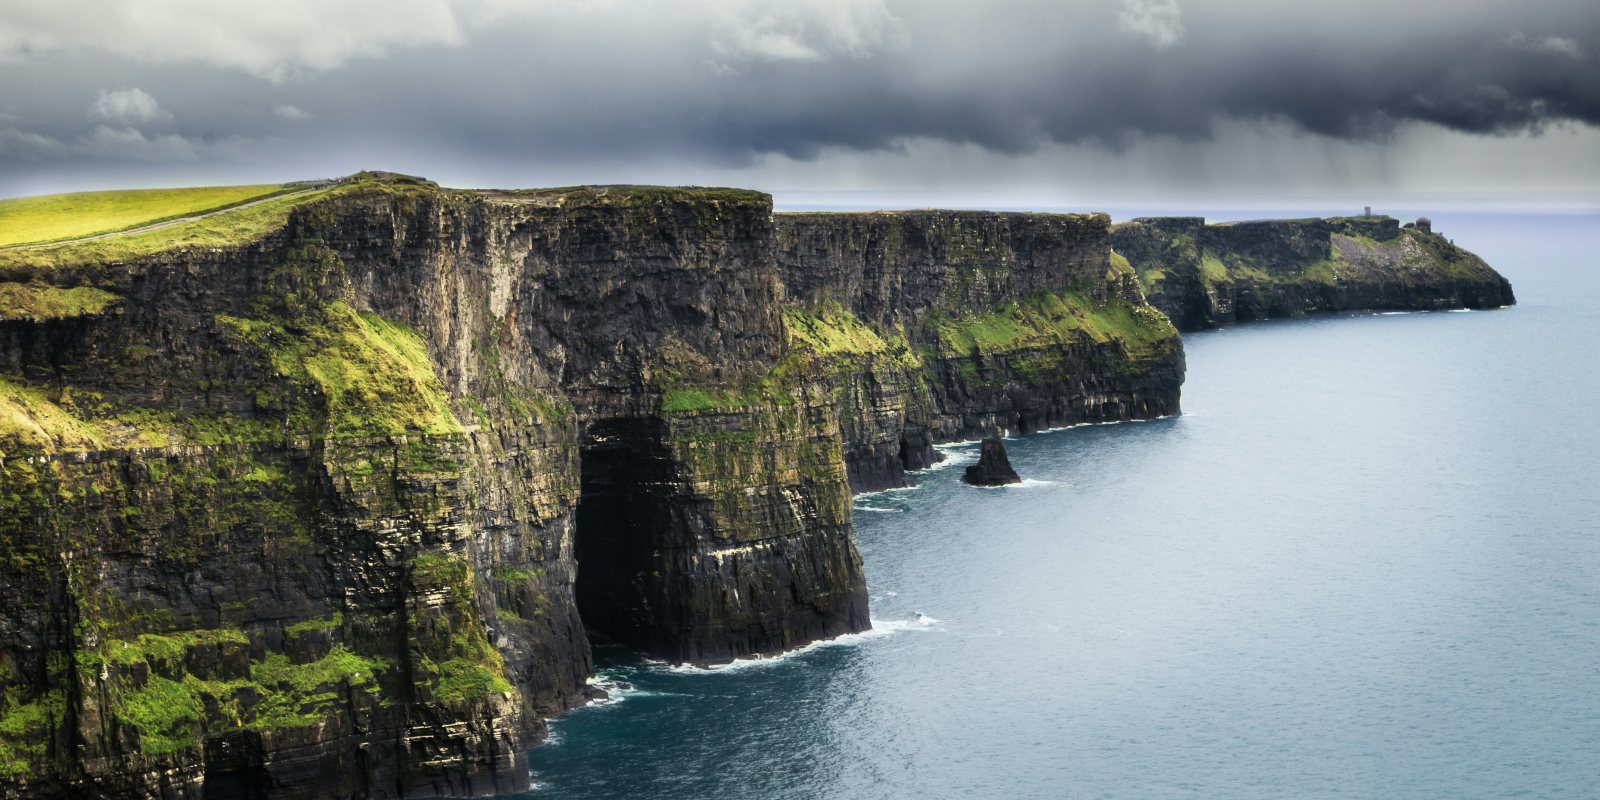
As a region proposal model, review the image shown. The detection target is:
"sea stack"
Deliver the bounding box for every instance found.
[964,435,1022,486]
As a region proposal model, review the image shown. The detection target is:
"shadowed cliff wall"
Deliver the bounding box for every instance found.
[0,179,865,798]
[776,211,1186,492]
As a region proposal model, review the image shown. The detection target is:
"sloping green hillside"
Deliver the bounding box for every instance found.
[0,184,292,247]
[0,175,450,278]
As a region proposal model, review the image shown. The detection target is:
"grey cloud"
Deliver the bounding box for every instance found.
[0,127,69,160]
[0,0,464,80]
[1505,32,1584,59]
[1117,0,1184,48]
[0,123,236,163]
[76,125,198,161]
[291,0,1599,162]
[706,0,907,62]
[0,0,1595,199]
[89,88,172,125]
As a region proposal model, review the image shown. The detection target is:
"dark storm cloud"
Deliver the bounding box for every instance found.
[0,0,1595,194]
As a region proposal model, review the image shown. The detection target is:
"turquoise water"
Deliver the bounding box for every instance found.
[520,213,1600,799]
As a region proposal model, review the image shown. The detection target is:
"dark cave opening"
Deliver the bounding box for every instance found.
[572,416,671,654]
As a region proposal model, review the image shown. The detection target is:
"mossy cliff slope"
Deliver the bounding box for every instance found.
[0,175,865,798]
[1111,215,1515,331]
[776,212,1184,492]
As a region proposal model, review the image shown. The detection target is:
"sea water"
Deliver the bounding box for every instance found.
[515,212,1600,799]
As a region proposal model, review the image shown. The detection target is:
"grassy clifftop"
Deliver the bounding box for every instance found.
[0,183,374,277]
[0,183,292,247]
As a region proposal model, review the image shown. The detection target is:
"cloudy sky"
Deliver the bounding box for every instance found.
[1,0,1596,210]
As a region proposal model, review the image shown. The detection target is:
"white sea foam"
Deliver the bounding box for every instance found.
[914,443,978,473]
[967,478,1057,490]
[649,614,944,674]
[1377,310,1421,316]
[1037,413,1179,434]
[576,671,675,708]
[911,457,971,473]
[854,484,922,500]
[886,612,942,630]
[854,504,904,513]
[1446,308,1478,313]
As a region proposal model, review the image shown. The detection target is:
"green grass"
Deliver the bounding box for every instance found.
[492,565,538,588]
[0,188,334,277]
[1137,266,1166,293]
[0,282,119,321]
[284,613,343,638]
[0,175,767,279]
[783,304,910,362]
[660,304,923,416]
[0,376,105,457]
[0,174,447,278]
[0,184,289,248]
[93,623,394,743]
[660,387,722,413]
[1201,247,1346,287]
[409,553,517,705]
[111,645,392,744]
[0,687,65,779]
[215,302,464,437]
[928,290,1178,357]
[106,627,248,668]
[1,298,461,454]
[429,657,514,704]
[116,676,204,756]
[657,364,804,415]
[246,646,391,729]
[1199,251,1230,282]
[1108,251,1136,281]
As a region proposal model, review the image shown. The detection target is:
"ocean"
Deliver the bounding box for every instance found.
[515,211,1600,799]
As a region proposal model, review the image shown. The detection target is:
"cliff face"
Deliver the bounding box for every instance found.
[0,177,1180,798]
[1112,215,1515,331]
[776,212,1185,492]
[0,178,866,798]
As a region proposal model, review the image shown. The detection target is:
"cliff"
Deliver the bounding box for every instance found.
[776,212,1185,492]
[0,175,1179,798]
[1111,215,1515,331]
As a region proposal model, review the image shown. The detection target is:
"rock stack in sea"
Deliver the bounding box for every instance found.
[963,435,1022,486]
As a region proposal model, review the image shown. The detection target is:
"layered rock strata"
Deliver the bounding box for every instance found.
[1111,215,1515,331]
[0,177,869,798]
[0,174,1186,798]
[776,211,1186,492]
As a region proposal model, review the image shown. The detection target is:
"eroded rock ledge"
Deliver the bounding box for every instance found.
[0,176,1182,799]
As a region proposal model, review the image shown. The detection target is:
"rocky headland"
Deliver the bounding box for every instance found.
[1111,215,1515,331]
[0,174,1511,798]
